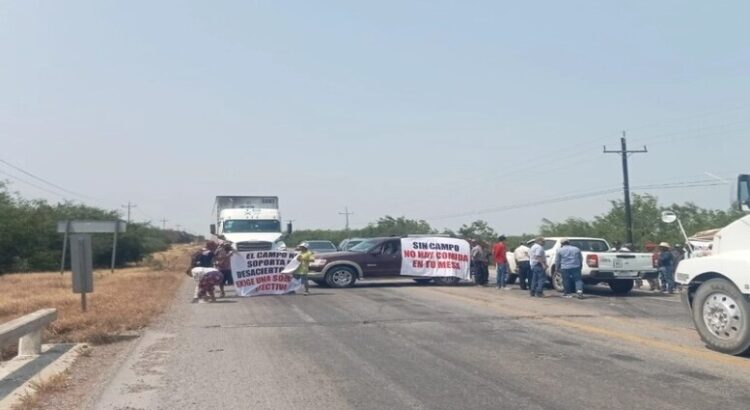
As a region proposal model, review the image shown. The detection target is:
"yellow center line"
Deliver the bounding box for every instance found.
[417,286,750,370]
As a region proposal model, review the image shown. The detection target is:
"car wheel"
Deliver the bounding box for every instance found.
[692,278,750,355]
[608,280,634,294]
[434,277,460,286]
[552,270,565,293]
[413,279,432,285]
[325,266,357,288]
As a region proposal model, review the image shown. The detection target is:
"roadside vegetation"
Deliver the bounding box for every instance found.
[287,194,742,249]
[0,182,200,274]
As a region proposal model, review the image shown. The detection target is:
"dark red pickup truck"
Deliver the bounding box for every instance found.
[307,236,462,288]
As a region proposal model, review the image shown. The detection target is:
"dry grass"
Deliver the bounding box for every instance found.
[0,244,194,351]
[11,371,71,410]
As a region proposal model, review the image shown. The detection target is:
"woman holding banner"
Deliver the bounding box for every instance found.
[294,243,316,295]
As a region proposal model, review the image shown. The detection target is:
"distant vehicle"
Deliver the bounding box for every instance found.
[338,238,365,251]
[309,236,467,288]
[507,237,659,294]
[674,174,750,355]
[303,240,338,253]
[209,196,291,251]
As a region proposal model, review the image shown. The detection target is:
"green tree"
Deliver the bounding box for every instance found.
[458,220,497,244]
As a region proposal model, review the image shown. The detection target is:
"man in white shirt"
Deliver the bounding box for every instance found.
[513,242,531,290]
[529,237,548,297]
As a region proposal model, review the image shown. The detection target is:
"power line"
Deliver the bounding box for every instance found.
[0,169,74,199]
[0,157,93,200]
[604,133,648,245]
[338,206,353,232]
[121,201,137,223]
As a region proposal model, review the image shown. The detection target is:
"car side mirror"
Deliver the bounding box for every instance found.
[661,211,677,224]
[210,224,216,235]
[738,174,750,212]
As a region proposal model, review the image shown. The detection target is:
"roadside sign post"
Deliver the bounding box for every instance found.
[57,220,127,312]
[69,234,94,311]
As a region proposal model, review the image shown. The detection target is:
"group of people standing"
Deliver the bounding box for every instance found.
[471,236,565,298]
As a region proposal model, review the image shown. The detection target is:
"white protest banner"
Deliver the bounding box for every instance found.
[400,237,471,279]
[231,251,302,296]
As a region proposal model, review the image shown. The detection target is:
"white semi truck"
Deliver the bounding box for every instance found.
[210,196,290,251]
[675,175,750,355]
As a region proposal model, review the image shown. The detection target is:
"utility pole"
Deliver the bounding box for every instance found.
[160,218,168,230]
[604,132,647,245]
[121,201,137,224]
[338,207,353,232]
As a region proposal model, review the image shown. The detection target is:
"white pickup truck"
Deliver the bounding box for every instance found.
[508,237,659,294]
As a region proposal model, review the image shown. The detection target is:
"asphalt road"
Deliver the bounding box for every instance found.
[87,278,750,410]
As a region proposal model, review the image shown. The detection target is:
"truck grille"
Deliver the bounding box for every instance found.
[236,241,273,251]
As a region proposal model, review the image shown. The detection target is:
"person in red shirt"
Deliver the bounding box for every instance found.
[492,235,510,289]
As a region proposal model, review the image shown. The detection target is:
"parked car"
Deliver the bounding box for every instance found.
[507,237,659,294]
[302,240,338,254]
[309,236,466,288]
[338,238,365,251]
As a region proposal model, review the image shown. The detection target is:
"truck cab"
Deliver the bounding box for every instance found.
[676,174,750,355]
[210,196,288,251]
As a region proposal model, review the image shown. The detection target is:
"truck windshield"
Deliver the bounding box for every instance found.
[223,220,281,233]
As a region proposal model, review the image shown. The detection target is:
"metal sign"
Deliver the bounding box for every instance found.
[58,219,126,275]
[57,220,126,234]
[70,234,93,294]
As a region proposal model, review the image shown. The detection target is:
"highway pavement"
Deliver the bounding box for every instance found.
[86,278,750,410]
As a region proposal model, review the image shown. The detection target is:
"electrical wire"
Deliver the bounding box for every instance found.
[0,157,94,200]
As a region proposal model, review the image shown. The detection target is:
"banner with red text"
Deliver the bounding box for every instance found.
[400,237,471,279]
[231,251,302,296]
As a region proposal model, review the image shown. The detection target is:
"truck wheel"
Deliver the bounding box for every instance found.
[692,278,750,355]
[552,271,565,293]
[608,280,634,294]
[434,277,460,286]
[413,278,432,285]
[325,266,357,288]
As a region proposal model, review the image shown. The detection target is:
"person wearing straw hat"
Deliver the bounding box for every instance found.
[294,243,316,295]
[657,242,675,294]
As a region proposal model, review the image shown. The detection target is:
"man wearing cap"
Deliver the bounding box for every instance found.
[555,238,584,299]
[657,242,675,293]
[294,243,316,295]
[529,237,548,297]
[492,235,510,290]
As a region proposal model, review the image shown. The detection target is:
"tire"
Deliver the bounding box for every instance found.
[506,274,518,285]
[434,277,460,286]
[692,278,750,355]
[324,266,357,288]
[608,279,634,294]
[413,278,432,285]
[552,270,565,293]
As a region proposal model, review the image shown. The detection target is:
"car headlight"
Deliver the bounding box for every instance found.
[311,259,327,267]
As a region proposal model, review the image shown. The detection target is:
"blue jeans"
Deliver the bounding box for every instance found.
[561,267,583,293]
[530,264,546,294]
[659,267,674,292]
[496,263,508,288]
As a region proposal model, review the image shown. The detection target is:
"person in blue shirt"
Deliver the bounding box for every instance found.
[658,242,676,293]
[555,238,584,299]
[529,237,548,297]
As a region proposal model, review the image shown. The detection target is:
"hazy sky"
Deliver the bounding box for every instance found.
[1,1,748,236]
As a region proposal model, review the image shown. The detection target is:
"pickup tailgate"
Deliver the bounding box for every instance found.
[593,253,655,276]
